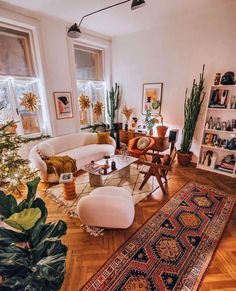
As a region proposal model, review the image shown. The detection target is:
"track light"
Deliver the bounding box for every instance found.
[67,0,145,38]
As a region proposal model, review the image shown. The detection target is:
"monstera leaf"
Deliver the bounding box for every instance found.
[4,208,41,231]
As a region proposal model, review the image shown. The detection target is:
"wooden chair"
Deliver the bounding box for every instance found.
[128,136,155,167]
[139,147,177,195]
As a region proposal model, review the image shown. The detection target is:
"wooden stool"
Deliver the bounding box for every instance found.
[59,173,77,200]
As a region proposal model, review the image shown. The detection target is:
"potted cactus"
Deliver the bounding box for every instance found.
[177,65,205,166]
[106,83,121,138]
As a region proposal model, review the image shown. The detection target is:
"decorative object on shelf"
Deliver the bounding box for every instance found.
[121,103,133,131]
[177,64,205,166]
[79,94,91,110]
[230,96,236,109]
[93,100,103,120]
[142,82,163,115]
[20,91,39,112]
[106,83,121,138]
[215,154,235,173]
[214,73,221,85]
[131,117,138,128]
[205,116,235,132]
[220,71,235,85]
[209,89,229,108]
[54,92,73,119]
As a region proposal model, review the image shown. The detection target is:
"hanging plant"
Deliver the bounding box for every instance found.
[79,94,91,110]
[20,91,39,112]
[93,101,103,118]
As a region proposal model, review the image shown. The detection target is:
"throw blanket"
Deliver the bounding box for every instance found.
[44,156,77,176]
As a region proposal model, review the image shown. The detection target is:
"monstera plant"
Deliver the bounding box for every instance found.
[0,178,67,291]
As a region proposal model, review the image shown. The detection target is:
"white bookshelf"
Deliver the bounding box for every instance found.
[197,84,236,178]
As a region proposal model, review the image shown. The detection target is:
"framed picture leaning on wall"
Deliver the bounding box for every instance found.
[54,92,73,119]
[142,83,163,115]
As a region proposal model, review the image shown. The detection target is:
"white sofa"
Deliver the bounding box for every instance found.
[29,132,116,182]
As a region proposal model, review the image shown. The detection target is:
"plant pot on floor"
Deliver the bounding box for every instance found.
[177,150,193,166]
[157,126,168,138]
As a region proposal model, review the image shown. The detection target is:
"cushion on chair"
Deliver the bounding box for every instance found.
[77,186,134,229]
[136,137,150,150]
[97,132,111,144]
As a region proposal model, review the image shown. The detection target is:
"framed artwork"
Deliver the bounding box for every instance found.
[142,83,163,115]
[54,92,73,119]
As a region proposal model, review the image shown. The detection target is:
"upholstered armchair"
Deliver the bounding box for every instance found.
[128,136,155,166]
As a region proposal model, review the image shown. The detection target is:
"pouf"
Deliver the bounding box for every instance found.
[77,186,135,229]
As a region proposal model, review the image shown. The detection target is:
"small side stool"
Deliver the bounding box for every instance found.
[59,173,76,200]
[77,186,135,229]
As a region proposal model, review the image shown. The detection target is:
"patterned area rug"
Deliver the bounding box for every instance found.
[46,165,159,218]
[81,182,235,291]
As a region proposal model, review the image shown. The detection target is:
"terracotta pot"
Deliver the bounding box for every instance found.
[157,126,168,137]
[177,150,193,166]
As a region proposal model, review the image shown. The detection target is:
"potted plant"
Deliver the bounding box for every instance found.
[144,101,168,137]
[177,65,205,166]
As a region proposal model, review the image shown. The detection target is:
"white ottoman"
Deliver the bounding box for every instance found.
[77,186,135,229]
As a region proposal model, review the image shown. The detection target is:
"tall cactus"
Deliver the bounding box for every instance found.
[180,64,205,153]
[106,83,120,137]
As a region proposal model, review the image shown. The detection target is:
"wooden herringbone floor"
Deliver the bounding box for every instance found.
[39,163,236,291]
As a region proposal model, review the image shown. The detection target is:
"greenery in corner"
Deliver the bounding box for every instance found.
[106,83,121,137]
[180,65,205,154]
[0,178,67,291]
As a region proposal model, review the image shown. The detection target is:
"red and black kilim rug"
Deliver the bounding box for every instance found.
[82,182,235,291]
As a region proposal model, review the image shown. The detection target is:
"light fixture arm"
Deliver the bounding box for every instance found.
[77,0,131,28]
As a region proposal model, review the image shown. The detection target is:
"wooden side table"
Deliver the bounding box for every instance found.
[59,173,77,200]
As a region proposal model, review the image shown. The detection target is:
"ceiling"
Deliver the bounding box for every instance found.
[2,0,234,36]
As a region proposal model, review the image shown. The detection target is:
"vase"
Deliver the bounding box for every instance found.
[157,126,168,137]
[149,128,153,135]
[125,123,128,131]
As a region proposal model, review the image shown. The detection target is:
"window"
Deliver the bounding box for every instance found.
[0,26,45,136]
[74,45,107,128]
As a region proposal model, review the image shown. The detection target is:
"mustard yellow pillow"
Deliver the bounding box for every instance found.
[97,132,111,144]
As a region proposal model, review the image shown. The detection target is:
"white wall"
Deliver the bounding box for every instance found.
[112,1,236,160]
[0,3,111,137]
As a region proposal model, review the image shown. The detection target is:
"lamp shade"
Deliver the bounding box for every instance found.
[131,0,145,10]
[67,23,81,38]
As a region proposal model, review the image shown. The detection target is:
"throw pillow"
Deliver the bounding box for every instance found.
[97,132,111,144]
[137,137,150,150]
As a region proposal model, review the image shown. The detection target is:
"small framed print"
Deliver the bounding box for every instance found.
[54,92,73,119]
[142,83,163,115]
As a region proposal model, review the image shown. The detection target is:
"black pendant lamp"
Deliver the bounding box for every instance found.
[67,23,81,38]
[131,0,145,10]
[67,0,145,38]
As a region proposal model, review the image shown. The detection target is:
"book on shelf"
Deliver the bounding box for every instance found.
[215,165,234,173]
[208,104,226,108]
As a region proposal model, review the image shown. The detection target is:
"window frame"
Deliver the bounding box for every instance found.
[0,21,51,137]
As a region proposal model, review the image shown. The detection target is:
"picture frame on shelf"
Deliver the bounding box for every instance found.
[54,92,73,119]
[142,83,163,115]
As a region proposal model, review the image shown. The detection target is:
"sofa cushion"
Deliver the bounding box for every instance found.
[97,132,111,144]
[59,144,114,169]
